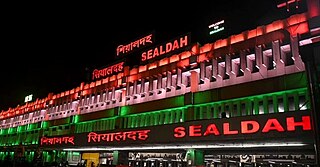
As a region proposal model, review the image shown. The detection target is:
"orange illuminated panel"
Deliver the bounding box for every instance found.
[75,87,80,92]
[266,20,284,33]
[200,43,213,54]
[128,75,138,83]
[180,51,192,60]
[61,92,65,97]
[118,79,122,86]
[65,91,70,96]
[139,65,147,73]
[70,89,75,94]
[95,80,101,86]
[148,62,157,70]
[191,44,200,55]
[286,13,307,26]
[90,82,95,88]
[117,73,123,79]
[230,34,245,44]
[169,54,180,63]
[84,84,89,89]
[247,27,264,39]
[82,90,89,96]
[198,53,208,63]
[287,22,309,35]
[73,93,78,99]
[130,68,138,75]
[159,58,169,66]
[109,75,116,81]
[177,59,190,68]
[214,39,227,49]
[102,78,108,84]
[52,95,56,100]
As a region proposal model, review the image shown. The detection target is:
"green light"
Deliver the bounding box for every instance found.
[72,152,80,156]
[120,106,130,116]
[41,121,48,128]
[73,115,79,123]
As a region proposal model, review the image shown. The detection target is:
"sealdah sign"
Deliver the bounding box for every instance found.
[174,116,312,137]
[141,34,190,62]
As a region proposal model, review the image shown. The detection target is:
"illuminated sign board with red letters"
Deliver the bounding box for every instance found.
[141,34,191,63]
[91,61,125,80]
[39,110,313,148]
[116,33,154,57]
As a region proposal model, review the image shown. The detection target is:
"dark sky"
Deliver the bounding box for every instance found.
[0,1,307,110]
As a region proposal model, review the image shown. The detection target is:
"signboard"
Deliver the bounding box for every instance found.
[116,33,154,57]
[140,33,191,63]
[24,94,33,103]
[91,61,125,80]
[209,20,225,35]
[39,110,313,148]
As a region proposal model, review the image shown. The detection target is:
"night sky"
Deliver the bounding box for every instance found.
[0,1,307,110]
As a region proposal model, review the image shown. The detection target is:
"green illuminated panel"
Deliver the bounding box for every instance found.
[75,117,116,133]
[120,88,308,129]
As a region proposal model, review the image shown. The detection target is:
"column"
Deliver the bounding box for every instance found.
[113,150,129,166]
[186,149,204,167]
[190,70,199,93]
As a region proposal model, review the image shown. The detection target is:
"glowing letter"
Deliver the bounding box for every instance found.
[141,52,147,61]
[287,116,311,131]
[241,121,260,134]
[174,127,186,138]
[172,40,179,50]
[203,124,220,136]
[262,118,285,133]
[223,123,238,135]
[190,125,202,136]
[166,42,172,53]
[180,35,188,47]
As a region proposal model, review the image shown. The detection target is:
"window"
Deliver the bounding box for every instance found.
[268,99,274,113]
[288,96,295,111]
[278,98,284,112]
[299,95,308,110]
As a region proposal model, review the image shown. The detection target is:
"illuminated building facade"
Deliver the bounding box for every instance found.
[0,1,319,167]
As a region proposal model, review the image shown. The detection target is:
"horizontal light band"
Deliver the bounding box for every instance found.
[63,142,306,151]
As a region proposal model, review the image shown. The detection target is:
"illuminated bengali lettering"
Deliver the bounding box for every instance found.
[101,133,115,142]
[116,34,154,56]
[40,136,75,146]
[137,130,151,140]
[91,61,125,80]
[40,137,48,145]
[114,132,127,141]
[87,129,150,144]
[92,69,100,80]
[87,132,101,143]
[66,136,75,145]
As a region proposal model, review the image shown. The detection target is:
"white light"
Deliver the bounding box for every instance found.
[63,142,306,151]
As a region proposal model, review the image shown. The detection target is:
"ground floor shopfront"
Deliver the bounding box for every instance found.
[0,110,316,166]
[39,110,316,166]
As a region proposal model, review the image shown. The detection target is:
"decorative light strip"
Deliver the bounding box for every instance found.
[63,142,306,151]
[299,36,320,46]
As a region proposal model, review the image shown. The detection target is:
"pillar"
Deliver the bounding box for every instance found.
[186,149,204,167]
[113,150,129,166]
[190,71,199,93]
